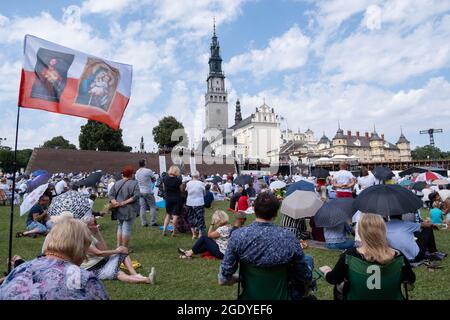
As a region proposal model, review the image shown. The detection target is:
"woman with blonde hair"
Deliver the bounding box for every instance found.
[80,216,155,284]
[162,166,183,236]
[319,213,416,300]
[0,217,108,300]
[178,210,233,259]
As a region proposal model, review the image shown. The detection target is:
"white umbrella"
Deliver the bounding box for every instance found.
[269,180,286,190]
[432,179,449,186]
[20,183,48,216]
[438,190,450,201]
[281,190,323,219]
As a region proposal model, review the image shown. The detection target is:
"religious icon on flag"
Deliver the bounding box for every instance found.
[19,35,132,130]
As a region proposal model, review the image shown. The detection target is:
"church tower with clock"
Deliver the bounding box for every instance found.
[204,22,229,142]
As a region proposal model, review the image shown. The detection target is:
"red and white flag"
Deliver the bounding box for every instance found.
[18,35,132,130]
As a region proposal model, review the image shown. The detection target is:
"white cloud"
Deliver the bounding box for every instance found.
[226,25,310,77]
[322,14,450,85]
[0,10,109,56]
[150,0,247,39]
[363,5,382,30]
[0,60,22,103]
[236,76,450,148]
[81,0,139,15]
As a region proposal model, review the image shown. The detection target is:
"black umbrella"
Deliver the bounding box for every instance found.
[372,166,394,181]
[234,175,253,186]
[314,198,356,228]
[354,184,422,216]
[211,176,223,184]
[411,181,428,191]
[311,168,330,179]
[81,171,103,187]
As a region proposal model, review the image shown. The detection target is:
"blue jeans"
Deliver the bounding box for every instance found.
[26,220,53,234]
[326,239,355,250]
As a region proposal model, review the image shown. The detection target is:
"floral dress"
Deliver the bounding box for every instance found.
[0,256,109,300]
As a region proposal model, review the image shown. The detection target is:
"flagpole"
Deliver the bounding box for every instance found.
[7,105,21,274]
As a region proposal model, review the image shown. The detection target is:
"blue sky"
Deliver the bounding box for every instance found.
[0,0,450,152]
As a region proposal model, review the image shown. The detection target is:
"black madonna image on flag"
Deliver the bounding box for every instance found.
[30,48,75,102]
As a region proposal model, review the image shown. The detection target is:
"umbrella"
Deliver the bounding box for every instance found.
[20,183,49,216]
[372,166,394,181]
[354,184,422,216]
[270,180,287,190]
[438,190,450,201]
[432,179,449,186]
[411,181,428,191]
[280,190,323,219]
[416,171,444,182]
[311,168,330,179]
[81,171,103,187]
[286,180,315,196]
[48,191,92,219]
[234,175,253,186]
[31,169,48,177]
[26,173,51,193]
[114,172,123,181]
[210,176,223,184]
[314,198,357,228]
[399,179,412,187]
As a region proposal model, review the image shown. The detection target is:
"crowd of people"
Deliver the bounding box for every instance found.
[0,160,449,300]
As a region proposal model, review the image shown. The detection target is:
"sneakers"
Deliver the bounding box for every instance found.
[432,252,447,261]
[149,267,156,284]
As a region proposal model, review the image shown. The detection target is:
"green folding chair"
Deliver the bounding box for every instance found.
[345,255,409,300]
[237,263,290,300]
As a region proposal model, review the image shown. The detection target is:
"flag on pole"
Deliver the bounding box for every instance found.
[18,35,132,130]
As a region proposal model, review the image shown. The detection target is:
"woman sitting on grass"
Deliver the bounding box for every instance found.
[80,216,155,284]
[178,210,234,260]
[319,213,416,300]
[0,217,108,300]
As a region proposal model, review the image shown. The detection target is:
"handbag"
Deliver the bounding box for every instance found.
[110,180,128,221]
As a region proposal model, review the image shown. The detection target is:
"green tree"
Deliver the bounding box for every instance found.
[79,120,132,152]
[0,149,32,173]
[152,116,189,150]
[42,136,77,150]
[411,145,448,160]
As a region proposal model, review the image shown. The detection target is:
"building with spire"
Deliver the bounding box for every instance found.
[204,20,228,140]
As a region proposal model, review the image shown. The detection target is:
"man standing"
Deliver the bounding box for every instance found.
[332,162,356,198]
[135,159,158,227]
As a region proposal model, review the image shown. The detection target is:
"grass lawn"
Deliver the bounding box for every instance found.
[1,199,449,300]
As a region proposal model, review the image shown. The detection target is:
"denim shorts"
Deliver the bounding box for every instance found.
[117,216,135,237]
[26,221,49,234]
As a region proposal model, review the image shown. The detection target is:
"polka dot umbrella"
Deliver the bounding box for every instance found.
[48,191,92,219]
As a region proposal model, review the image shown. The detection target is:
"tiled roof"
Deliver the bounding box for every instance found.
[26,148,235,176]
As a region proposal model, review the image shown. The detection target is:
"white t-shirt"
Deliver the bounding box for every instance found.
[333,170,355,193]
[55,180,67,195]
[223,182,233,194]
[186,180,205,207]
[0,183,9,191]
[357,175,375,194]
